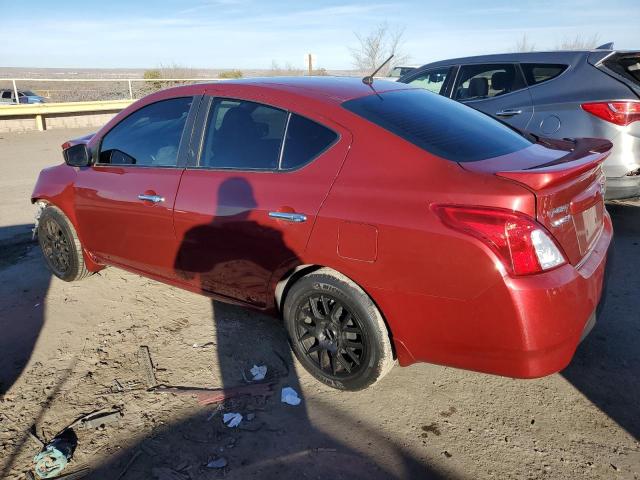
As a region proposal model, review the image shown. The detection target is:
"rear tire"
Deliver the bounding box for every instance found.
[37,205,91,282]
[283,268,395,391]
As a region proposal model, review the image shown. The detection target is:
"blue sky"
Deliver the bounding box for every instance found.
[0,0,638,69]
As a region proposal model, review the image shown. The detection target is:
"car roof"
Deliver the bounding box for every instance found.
[192,76,412,103]
[416,50,611,69]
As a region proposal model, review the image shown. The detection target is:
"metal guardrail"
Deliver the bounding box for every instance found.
[0,99,133,116]
[0,99,135,131]
[0,78,223,131]
[0,77,224,103]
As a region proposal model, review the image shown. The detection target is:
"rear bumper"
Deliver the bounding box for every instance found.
[378,213,613,378]
[605,174,640,200]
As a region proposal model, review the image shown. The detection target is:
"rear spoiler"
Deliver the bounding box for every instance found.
[496,138,611,191]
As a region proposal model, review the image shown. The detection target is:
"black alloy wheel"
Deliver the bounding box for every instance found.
[294,293,368,379]
[40,216,71,277]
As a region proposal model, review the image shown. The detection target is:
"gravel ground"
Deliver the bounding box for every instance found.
[0,129,638,479]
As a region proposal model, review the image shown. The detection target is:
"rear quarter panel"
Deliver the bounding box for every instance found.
[304,114,536,366]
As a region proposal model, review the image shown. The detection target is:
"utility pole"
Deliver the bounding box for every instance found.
[307,53,313,75]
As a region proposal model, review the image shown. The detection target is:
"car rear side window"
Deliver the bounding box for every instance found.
[99,97,192,167]
[199,99,337,171]
[201,99,287,170]
[342,89,532,162]
[281,114,338,170]
[521,63,567,85]
[454,64,525,101]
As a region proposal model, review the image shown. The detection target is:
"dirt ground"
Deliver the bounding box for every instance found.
[0,128,638,480]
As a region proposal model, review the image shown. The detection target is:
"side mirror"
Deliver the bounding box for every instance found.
[64,144,91,167]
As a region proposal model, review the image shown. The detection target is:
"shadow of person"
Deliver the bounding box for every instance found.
[561,202,640,440]
[0,224,51,396]
[137,177,439,479]
[86,177,444,479]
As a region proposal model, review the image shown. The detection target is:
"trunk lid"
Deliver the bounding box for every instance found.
[461,138,611,265]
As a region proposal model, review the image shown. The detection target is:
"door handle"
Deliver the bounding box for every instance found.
[137,194,165,203]
[268,211,307,223]
[496,108,523,117]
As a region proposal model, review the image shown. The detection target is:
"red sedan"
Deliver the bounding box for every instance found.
[32,77,612,390]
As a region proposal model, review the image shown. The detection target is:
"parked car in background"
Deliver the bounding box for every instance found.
[387,65,418,80]
[0,89,47,104]
[399,48,640,199]
[32,77,611,390]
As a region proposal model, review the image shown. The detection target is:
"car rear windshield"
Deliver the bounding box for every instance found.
[603,53,640,84]
[342,88,532,162]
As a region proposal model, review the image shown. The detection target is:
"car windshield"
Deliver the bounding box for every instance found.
[22,90,37,96]
[342,88,533,162]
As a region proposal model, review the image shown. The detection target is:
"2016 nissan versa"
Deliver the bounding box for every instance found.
[32,77,612,390]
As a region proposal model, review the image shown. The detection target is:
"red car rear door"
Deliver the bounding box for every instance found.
[173,95,351,307]
[74,96,200,280]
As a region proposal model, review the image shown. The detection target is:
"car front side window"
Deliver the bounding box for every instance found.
[454,64,525,101]
[98,97,192,167]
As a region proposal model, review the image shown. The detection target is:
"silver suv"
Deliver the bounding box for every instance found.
[399,48,640,200]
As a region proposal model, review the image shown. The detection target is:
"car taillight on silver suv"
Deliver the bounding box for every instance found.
[581,101,640,126]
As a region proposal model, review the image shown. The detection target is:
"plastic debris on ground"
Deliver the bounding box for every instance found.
[33,429,78,479]
[250,364,267,381]
[206,457,228,469]
[222,412,243,428]
[78,409,122,429]
[281,387,302,406]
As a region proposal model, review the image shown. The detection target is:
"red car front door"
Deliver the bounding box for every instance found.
[74,96,197,280]
[173,96,351,307]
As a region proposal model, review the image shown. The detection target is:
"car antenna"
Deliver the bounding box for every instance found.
[362,54,394,85]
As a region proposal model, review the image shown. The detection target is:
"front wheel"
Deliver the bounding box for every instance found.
[37,205,91,282]
[283,268,395,391]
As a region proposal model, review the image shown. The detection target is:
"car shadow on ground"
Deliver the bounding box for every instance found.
[87,178,452,479]
[0,224,51,396]
[561,202,640,440]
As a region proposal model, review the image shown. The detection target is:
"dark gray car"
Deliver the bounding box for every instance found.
[399,49,640,199]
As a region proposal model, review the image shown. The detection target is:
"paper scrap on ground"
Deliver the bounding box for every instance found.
[207,457,228,469]
[250,364,267,381]
[281,387,302,406]
[222,412,243,428]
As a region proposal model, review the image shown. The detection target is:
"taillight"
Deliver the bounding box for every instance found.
[432,205,567,276]
[581,101,640,126]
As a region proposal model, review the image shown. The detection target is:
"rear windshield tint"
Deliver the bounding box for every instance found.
[604,53,640,84]
[342,88,532,162]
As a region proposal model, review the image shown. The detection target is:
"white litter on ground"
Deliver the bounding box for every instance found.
[222,412,243,428]
[281,387,302,406]
[250,364,267,381]
[206,457,228,469]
